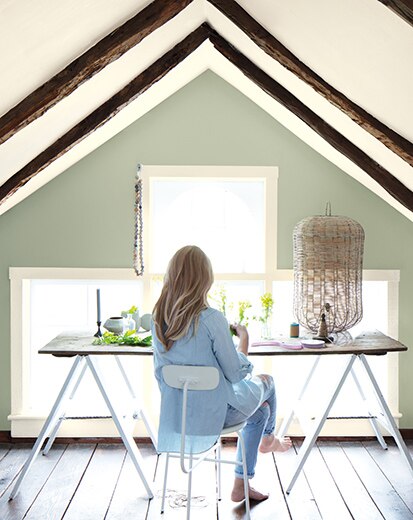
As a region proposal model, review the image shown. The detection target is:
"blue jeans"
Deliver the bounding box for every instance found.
[224,374,276,479]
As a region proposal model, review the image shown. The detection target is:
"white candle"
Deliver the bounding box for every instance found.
[97,289,101,322]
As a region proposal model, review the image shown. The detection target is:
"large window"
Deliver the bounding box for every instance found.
[150,177,265,273]
[9,166,400,437]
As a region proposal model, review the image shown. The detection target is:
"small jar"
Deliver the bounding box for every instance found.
[290,322,300,338]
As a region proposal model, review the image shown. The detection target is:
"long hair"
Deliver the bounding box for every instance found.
[153,245,214,350]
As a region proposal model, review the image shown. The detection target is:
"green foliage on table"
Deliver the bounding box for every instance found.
[122,305,138,315]
[93,330,152,347]
[253,292,274,323]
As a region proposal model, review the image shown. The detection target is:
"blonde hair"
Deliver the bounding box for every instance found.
[153,245,214,350]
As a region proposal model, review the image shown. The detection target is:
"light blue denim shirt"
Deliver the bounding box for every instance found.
[152,307,263,454]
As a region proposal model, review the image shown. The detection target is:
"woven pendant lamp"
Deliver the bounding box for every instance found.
[293,203,365,339]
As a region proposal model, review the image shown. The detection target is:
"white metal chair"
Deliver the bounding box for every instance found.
[161,364,250,520]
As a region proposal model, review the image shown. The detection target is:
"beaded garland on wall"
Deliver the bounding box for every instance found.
[134,164,144,276]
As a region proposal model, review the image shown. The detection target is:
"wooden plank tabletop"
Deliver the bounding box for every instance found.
[248,330,407,356]
[38,330,153,357]
[39,330,407,357]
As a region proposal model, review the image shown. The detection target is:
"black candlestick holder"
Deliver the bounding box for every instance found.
[94,321,103,337]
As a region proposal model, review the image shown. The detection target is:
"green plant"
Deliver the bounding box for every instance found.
[209,284,228,317]
[237,300,252,327]
[93,330,152,347]
[122,305,138,315]
[254,292,274,324]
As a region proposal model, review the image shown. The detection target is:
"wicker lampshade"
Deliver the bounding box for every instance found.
[293,206,365,335]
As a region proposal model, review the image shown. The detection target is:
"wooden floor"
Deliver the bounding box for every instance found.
[0,439,412,519]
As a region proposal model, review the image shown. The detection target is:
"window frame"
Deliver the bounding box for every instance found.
[142,165,278,303]
[9,267,400,437]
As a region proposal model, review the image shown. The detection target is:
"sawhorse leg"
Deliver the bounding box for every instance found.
[114,356,158,450]
[86,356,154,498]
[359,354,413,476]
[350,365,387,449]
[286,354,357,494]
[42,361,88,455]
[9,356,86,500]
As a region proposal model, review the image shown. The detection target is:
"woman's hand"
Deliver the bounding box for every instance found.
[231,323,248,338]
[231,323,249,355]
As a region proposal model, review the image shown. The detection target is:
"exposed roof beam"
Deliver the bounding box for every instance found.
[0,0,411,170]
[377,0,413,27]
[208,28,413,213]
[0,0,194,145]
[209,0,413,166]
[0,25,210,206]
[1,24,412,215]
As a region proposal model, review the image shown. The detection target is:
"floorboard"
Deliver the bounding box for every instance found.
[106,445,158,520]
[295,440,353,520]
[318,441,384,520]
[275,440,322,520]
[24,443,96,520]
[364,440,413,514]
[342,441,413,520]
[62,444,125,520]
[0,439,412,519]
[0,444,11,463]
[0,445,65,520]
[0,444,33,499]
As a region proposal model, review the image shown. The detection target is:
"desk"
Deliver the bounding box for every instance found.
[10,330,413,500]
[249,330,413,493]
[9,331,156,501]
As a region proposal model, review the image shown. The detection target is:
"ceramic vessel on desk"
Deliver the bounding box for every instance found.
[140,313,152,331]
[104,317,125,334]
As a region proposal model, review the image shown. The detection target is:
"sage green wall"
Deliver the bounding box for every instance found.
[1,71,412,430]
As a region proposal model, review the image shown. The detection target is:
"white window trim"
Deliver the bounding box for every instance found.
[9,267,400,437]
[143,165,278,291]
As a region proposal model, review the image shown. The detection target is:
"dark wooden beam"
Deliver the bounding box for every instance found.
[377,0,413,27]
[2,0,411,170]
[208,29,413,213]
[209,0,413,166]
[0,0,194,145]
[0,25,210,205]
[2,24,412,216]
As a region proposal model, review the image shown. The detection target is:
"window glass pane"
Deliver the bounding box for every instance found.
[150,179,265,273]
[29,280,143,413]
[208,281,264,328]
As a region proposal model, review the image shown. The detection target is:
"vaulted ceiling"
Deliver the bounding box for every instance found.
[0,0,412,219]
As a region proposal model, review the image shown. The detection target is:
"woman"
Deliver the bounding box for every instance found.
[152,245,291,502]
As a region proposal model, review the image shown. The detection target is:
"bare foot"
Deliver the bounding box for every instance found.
[231,479,269,502]
[259,435,292,454]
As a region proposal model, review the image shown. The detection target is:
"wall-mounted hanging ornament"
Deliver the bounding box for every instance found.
[293,203,364,341]
[134,164,144,276]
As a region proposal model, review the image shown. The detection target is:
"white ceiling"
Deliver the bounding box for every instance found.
[237,0,413,142]
[0,0,412,217]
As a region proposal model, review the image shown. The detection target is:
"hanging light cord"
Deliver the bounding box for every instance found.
[134,164,144,276]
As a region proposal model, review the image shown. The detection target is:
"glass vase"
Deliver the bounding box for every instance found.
[261,319,272,339]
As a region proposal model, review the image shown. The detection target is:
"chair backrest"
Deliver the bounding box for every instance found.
[162,365,219,391]
[161,365,221,471]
